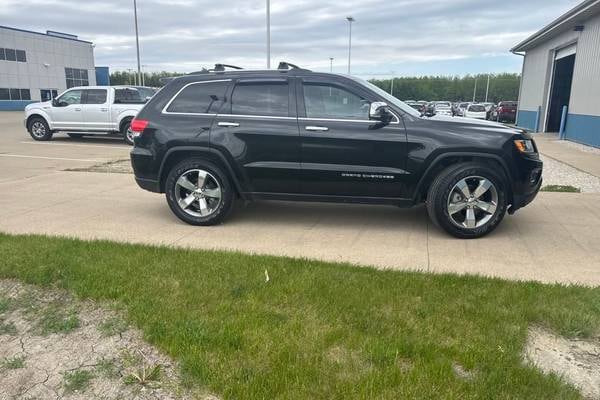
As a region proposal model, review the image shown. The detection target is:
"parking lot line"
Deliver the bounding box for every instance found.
[19,141,127,149]
[0,154,102,162]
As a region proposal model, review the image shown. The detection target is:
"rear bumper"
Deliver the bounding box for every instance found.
[135,176,160,193]
[131,146,161,193]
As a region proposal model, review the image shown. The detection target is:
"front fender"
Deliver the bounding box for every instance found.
[25,108,53,130]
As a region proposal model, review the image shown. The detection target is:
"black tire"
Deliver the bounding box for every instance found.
[68,133,84,139]
[165,158,234,226]
[27,117,53,141]
[121,118,134,145]
[426,162,507,239]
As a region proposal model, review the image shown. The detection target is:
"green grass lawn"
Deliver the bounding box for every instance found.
[1,233,599,399]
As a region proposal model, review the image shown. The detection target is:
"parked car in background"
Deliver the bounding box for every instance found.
[494,101,518,123]
[434,103,453,116]
[130,63,542,238]
[457,102,470,117]
[24,86,157,145]
[464,104,487,119]
[405,101,424,113]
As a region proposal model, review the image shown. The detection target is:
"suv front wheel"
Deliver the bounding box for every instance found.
[427,163,507,239]
[165,159,234,226]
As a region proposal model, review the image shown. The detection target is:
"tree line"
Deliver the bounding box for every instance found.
[109,70,521,103]
[369,73,520,103]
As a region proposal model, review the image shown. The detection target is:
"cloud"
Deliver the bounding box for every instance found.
[1,0,582,76]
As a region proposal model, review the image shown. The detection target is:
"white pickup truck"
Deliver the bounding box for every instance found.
[24,86,156,145]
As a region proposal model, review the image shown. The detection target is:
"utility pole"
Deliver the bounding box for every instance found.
[390,71,395,95]
[266,0,271,69]
[472,78,478,102]
[346,16,354,74]
[329,57,334,72]
[485,74,490,102]
[133,0,142,86]
[127,69,133,85]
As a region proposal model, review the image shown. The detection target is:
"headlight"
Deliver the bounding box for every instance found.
[514,139,536,154]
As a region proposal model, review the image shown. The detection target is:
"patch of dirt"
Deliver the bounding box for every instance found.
[64,159,133,174]
[0,280,219,400]
[524,326,600,399]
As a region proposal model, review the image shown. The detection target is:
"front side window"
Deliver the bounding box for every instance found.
[166,81,229,113]
[84,89,107,104]
[304,83,369,120]
[57,90,82,105]
[231,82,289,117]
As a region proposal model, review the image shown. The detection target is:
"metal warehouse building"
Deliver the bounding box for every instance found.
[512,0,600,147]
[0,26,96,110]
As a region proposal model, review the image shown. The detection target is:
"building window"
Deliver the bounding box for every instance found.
[65,67,89,88]
[40,89,59,102]
[0,48,26,63]
[0,88,31,101]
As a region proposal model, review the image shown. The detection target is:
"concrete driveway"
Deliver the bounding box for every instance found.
[1,112,599,286]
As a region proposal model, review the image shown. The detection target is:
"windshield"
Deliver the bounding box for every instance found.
[350,76,421,117]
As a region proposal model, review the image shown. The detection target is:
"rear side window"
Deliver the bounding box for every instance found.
[166,81,229,114]
[84,89,107,104]
[469,105,485,112]
[231,82,289,117]
[114,88,145,104]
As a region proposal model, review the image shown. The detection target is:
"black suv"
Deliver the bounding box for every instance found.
[130,63,542,238]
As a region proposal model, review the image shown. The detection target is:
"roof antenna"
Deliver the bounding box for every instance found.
[277,61,300,70]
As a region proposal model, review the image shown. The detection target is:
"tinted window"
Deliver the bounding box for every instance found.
[16,50,26,62]
[5,49,16,61]
[469,105,486,112]
[304,83,369,120]
[231,82,288,117]
[84,89,107,104]
[20,89,30,100]
[167,81,229,114]
[58,90,82,105]
[0,88,9,100]
[114,88,145,104]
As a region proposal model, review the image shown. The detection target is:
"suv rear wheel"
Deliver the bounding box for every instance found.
[427,163,507,238]
[27,117,53,141]
[165,159,234,226]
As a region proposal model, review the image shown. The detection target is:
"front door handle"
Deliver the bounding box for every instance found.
[100,108,108,112]
[305,125,329,132]
[74,108,82,111]
[218,121,240,127]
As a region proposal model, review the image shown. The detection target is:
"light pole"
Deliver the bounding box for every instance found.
[133,0,142,86]
[485,74,490,102]
[141,64,150,86]
[346,16,354,74]
[266,0,271,69]
[472,78,478,102]
[390,71,395,96]
[329,57,334,72]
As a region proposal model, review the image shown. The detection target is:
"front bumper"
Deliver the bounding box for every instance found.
[509,155,543,214]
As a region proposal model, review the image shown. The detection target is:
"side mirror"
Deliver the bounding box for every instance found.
[52,98,59,107]
[369,101,391,122]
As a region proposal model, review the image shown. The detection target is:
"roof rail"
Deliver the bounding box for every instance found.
[277,61,301,70]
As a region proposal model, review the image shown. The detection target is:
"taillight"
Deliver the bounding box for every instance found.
[497,107,504,112]
[130,118,149,134]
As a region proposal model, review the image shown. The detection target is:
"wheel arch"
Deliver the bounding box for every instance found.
[117,113,136,133]
[158,147,246,199]
[414,152,513,205]
[26,113,52,130]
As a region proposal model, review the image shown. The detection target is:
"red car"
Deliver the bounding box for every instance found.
[493,101,518,123]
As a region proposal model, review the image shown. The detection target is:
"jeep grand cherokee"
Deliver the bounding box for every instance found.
[130,63,542,238]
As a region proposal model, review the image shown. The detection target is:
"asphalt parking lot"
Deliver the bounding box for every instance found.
[1,111,599,285]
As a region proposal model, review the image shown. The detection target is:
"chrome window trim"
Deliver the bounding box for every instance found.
[298,111,401,125]
[220,113,296,120]
[161,79,232,115]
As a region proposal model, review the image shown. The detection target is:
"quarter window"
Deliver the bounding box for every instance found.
[166,81,229,113]
[231,82,289,117]
[84,89,107,104]
[303,83,369,120]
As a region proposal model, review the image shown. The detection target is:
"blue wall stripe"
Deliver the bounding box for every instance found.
[516,109,539,131]
[0,100,34,111]
[564,113,600,148]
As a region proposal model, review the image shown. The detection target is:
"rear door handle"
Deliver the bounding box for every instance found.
[305,125,329,132]
[218,122,240,127]
[100,108,108,112]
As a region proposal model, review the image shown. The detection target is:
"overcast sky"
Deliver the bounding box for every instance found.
[1,0,581,78]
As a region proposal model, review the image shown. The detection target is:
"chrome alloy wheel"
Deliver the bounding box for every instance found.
[174,169,222,217]
[31,121,46,138]
[447,176,498,229]
[126,126,135,143]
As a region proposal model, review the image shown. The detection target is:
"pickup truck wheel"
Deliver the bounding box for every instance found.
[426,163,507,239]
[121,119,134,145]
[165,159,234,226]
[27,117,53,141]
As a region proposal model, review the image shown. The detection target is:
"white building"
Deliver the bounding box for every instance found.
[0,25,96,110]
[511,0,600,147]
